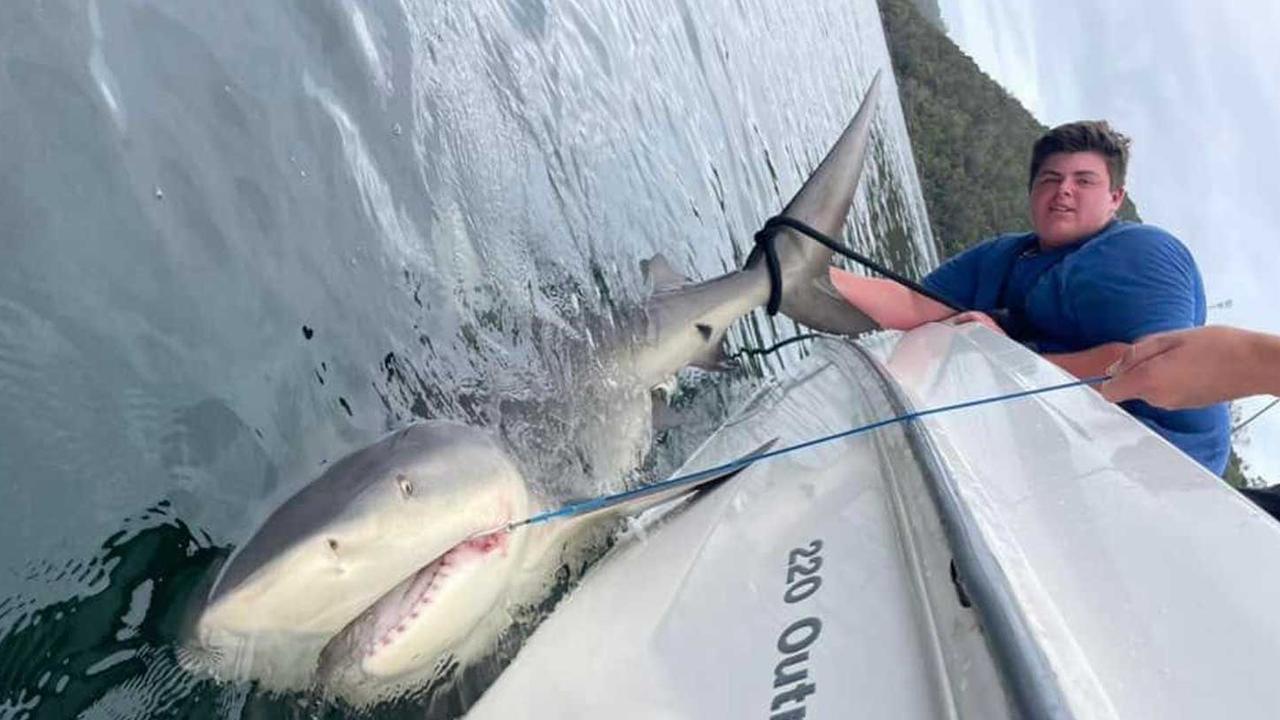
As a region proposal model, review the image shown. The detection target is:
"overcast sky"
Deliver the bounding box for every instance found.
[936,0,1280,482]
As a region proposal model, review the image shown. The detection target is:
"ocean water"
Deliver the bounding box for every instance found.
[0,0,934,716]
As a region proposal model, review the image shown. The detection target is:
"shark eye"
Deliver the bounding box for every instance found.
[327,538,340,553]
[396,474,414,498]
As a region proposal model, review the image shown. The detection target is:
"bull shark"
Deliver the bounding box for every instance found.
[189,72,883,705]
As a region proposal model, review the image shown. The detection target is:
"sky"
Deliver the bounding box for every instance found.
[937,0,1280,482]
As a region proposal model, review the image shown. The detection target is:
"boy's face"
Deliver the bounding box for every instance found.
[1029,151,1126,248]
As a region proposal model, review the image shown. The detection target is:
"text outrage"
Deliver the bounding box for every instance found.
[770,539,824,719]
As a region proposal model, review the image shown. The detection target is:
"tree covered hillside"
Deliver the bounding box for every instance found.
[906,0,945,32]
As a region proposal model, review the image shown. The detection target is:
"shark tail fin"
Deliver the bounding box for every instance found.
[780,273,879,336]
[766,71,884,337]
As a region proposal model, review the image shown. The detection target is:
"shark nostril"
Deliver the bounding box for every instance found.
[396,474,414,498]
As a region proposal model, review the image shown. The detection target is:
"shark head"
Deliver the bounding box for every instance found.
[193,421,531,689]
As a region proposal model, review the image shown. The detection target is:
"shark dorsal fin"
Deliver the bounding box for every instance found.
[641,253,693,292]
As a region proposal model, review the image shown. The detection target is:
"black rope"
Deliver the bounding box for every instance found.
[751,222,786,315]
[727,332,830,361]
[753,215,964,314]
[745,214,1059,341]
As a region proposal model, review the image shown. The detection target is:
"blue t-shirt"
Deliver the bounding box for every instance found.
[922,221,1230,475]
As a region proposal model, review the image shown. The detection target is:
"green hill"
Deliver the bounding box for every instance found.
[906,0,945,31]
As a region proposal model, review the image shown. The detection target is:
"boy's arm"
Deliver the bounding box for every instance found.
[1101,327,1280,409]
[828,268,955,330]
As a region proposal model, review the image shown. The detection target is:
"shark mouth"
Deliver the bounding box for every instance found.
[318,527,518,687]
[361,533,509,659]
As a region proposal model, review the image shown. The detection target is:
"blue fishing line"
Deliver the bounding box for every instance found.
[505,375,1109,532]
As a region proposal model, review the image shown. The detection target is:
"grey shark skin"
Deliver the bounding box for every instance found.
[191,72,883,704]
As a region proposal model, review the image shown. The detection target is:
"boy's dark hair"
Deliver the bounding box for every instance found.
[1028,121,1131,191]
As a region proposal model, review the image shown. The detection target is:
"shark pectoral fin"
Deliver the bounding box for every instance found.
[678,437,780,498]
[559,438,780,525]
[633,437,781,513]
[641,253,694,293]
[779,273,880,337]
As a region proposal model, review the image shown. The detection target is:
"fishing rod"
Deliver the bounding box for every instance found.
[503,374,1109,532]
[727,332,831,361]
[1234,397,1280,436]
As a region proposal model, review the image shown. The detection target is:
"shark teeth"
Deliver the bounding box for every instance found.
[361,532,510,660]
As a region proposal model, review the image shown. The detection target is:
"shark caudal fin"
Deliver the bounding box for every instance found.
[753,71,884,337]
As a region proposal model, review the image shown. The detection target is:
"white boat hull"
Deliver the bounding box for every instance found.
[469,325,1280,719]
